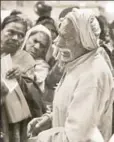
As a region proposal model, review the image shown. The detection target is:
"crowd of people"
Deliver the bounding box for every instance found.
[1,1,114,142]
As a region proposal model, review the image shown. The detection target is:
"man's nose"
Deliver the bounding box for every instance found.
[53,36,59,44]
[12,34,18,40]
[34,43,40,50]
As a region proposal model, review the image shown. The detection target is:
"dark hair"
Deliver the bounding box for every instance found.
[10,9,22,16]
[36,17,58,36]
[96,16,110,41]
[1,15,27,32]
[59,6,79,19]
[97,16,112,60]
[109,20,114,41]
[34,2,52,16]
[36,16,54,25]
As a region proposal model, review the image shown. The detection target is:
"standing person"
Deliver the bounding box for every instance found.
[34,2,58,67]
[34,1,52,25]
[1,14,31,142]
[21,24,54,111]
[21,24,51,94]
[27,8,114,142]
[1,15,45,142]
[36,18,58,69]
[35,17,58,67]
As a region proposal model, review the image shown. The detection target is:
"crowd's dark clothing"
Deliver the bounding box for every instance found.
[18,75,46,117]
[113,104,114,133]
[36,16,52,25]
[43,61,64,104]
[59,6,79,19]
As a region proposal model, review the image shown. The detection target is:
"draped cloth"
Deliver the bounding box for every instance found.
[21,25,51,93]
[53,9,101,61]
[30,49,114,142]
[21,24,52,58]
[66,8,101,51]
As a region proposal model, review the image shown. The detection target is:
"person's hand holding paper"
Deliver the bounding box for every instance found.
[1,54,18,92]
[6,66,22,79]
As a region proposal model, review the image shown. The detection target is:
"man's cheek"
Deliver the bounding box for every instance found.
[19,39,24,45]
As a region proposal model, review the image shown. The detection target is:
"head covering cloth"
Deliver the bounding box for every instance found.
[21,24,52,61]
[65,8,101,51]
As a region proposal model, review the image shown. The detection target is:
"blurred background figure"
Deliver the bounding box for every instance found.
[10,9,33,30]
[10,9,22,15]
[22,25,51,94]
[58,6,79,25]
[110,21,114,46]
[36,17,58,41]
[34,1,52,25]
[97,15,113,60]
[34,1,58,67]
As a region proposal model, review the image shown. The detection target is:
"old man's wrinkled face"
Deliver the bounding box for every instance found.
[1,22,26,54]
[54,18,80,63]
[26,32,49,59]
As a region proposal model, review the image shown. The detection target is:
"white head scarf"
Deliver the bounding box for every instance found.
[21,24,52,51]
[66,8,101,51]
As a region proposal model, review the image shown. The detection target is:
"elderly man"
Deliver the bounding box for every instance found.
[27,9,114,142]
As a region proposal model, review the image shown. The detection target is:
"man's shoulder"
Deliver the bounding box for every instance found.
[91,54,113,83]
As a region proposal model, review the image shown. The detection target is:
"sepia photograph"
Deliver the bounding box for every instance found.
[1,1,114,142]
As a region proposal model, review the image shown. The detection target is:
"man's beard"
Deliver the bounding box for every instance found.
[52,45,72,63]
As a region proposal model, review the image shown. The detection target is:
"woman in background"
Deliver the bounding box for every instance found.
[21,24,52,94]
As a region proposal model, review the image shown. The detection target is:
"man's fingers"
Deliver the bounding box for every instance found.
[30,118,42,126]
[35,116,49,128]
[32,125,41,136]
[27,117,43,137]
[6,72,14,79]
[27,118,42,132]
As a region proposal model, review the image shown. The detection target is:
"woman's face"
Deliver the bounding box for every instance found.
[26,32,49,59]
[1,22,26,54]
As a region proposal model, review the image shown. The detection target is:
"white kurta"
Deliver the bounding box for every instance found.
[36,49,114,142]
